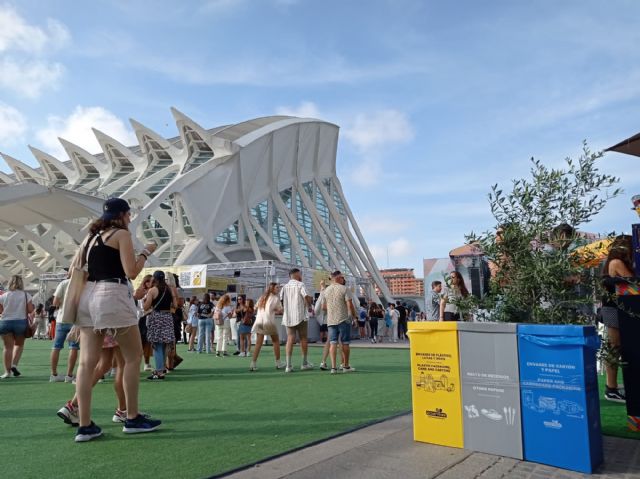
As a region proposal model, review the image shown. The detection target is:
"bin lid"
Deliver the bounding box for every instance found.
[408,322,458,332]
[517,324,597,337]
[457,322,517,333]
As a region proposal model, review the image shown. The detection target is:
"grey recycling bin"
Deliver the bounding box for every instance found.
[458,322,523,459]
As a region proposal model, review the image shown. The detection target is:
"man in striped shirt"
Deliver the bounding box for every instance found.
[280,268,313,373]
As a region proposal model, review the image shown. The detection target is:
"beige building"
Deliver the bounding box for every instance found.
[378,268,425,297]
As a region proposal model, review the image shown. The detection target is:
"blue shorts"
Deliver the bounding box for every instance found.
[0,319,28,337]
[52,322,80,350]
[238,324,252,334]
[329,322,352,345]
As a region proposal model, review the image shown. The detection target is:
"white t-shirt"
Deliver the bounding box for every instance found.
[280,279,309,327]
[0,290,32,320]
[53,279,70,319]
[389,309,400,323]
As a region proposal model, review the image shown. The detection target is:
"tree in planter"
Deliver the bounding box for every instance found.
[465,142,621,324]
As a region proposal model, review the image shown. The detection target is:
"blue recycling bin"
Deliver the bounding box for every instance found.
[518,324,603,474]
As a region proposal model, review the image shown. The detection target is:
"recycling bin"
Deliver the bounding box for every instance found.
[458,322,522,459]
[408,322,463,448]
[518,324,603,473]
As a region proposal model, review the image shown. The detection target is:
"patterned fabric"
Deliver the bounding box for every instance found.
[323,283,350,326]
[146,311,175,344]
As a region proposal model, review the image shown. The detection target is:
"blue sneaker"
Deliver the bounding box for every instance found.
[123,414,161,434]
[75,422,102,442]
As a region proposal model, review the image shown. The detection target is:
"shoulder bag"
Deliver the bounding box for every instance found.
[59,234,94,324]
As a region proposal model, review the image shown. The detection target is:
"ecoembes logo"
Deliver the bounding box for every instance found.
[425,408,447,419]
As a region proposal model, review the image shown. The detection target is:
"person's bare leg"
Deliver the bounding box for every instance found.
[321,340,330,364]
[272,335,281,361]
[252,335,264,362]
[12,337,25,366]
[67,349,78,377]
[2,335,14,373]
[113,348,126,411]
[188,326,197,350]
[285,332,295,368]
[300,334,309,365]
[76,328,104,427]
[112,326,143,419]
[51,348,61,376]
[329,343,337,370]
[342,344,351,368]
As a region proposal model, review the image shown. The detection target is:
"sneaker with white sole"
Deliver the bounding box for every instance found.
[57,401,79,427]
[0,372,11,379]
[50,374,65,382]
[342,366,356,373]
[123,414,161,434]
[330,368,338,375]
[113,409,150,423]
[604,388,626,403]
[275,360,286,369]
[301,363,314,371]
[64,375,75,383]
[319,362,329,371]
[285,366,294,373]
[143,364,153,372]
[75,422,102,442]
[249,362,258,372]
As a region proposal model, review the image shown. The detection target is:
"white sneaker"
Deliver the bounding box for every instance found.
[50,374,65,382]
[275,360,286,369]
[143,364,153,372]
[319,362,329,371]
[285,366,294,373]
[0,371,11,379]
[301,363,314,371]
[64,375,75,383]
[342,366,356,373]
[249,362,258,372]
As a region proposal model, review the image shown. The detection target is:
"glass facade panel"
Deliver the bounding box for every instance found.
[215,221,239,245]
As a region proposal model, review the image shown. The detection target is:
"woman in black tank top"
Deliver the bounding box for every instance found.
[70,198,162,443]
[143,270,176,380]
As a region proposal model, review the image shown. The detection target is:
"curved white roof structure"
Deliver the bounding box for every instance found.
[0,109,392,300]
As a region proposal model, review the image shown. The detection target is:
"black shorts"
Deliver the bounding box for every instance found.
[443,312,461,321]
[357,321,366,327]
[319,324,328,332]
[138,316,149,343]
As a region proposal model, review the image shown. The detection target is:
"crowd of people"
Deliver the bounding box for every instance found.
[0,197,424,444]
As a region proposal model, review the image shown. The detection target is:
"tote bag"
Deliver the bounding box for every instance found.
[59,234,92,324]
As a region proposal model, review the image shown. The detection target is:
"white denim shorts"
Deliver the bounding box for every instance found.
[77,281,138,330]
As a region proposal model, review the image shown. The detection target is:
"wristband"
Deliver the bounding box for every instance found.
[139,253,148,260]
[142,248,152,257]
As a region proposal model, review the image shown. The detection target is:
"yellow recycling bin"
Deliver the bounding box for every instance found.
[408,322,463,448]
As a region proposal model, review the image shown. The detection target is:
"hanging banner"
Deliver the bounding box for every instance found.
[133,264,207,289]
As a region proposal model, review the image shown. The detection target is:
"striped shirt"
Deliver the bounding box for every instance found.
[280,279,309,327]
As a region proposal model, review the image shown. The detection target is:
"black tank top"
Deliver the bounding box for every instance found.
[152,286,173,311]
[87,231,127,281]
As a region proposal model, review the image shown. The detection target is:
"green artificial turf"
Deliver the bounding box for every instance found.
[598,373,639,440]
[0,341,411,479]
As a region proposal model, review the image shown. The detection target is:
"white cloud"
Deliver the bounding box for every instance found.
[0,5,70,98]
[369,237,415,269]
[360,216,409,235]
[343,109,414,152]
[276,101,321,118]
[0,57,65,98]
[36,106,136,159]
[0,102,27,144]
[0,6,70,53]
[389,237,414,256]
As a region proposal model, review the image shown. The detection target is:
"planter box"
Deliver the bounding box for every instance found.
[458,322,523,459]
[518,324,603,474]
[408,322,463,448]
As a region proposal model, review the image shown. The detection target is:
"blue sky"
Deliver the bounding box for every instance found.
[1,0,639,276]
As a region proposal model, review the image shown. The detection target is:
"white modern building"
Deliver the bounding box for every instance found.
[0,110,392,300]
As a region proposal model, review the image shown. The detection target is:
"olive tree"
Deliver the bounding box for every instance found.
[466,142,621,324]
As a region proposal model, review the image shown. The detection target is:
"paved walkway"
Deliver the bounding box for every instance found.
[222,414,640,479]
